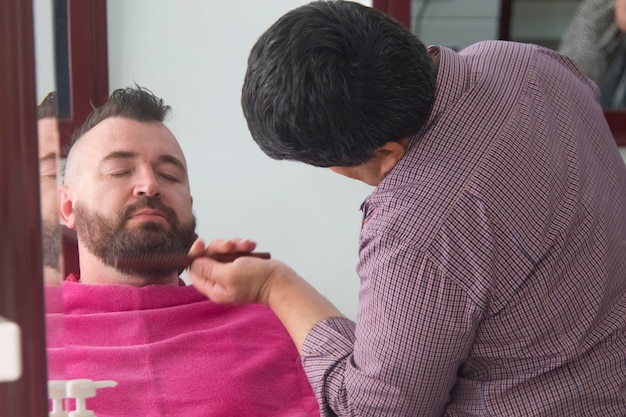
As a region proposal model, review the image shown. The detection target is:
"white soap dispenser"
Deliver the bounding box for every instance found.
[48,380,69,417]
[66,379,118,417]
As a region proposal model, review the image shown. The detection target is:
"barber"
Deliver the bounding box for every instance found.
[189,1,626,416]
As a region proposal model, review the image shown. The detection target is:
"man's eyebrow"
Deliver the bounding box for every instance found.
[39,152,57,161]
[100,150,137,164]
[99,151,186,173]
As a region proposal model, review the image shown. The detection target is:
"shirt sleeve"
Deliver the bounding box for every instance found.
[301,242,483,417]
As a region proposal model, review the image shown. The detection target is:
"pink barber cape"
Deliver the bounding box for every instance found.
[46,277,320,417]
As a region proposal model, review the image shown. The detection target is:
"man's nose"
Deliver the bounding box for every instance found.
[133,168,160,197]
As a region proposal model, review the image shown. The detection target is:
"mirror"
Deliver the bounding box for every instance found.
[34,1,62,286]
[39,2,372,413]
[507,0,580,50]
[409,1,593,81]
[29,0,625,413]
[409,0,502,51]
[504,0,626,148]
[43,0,624,310]
[408,0,626,153]
[508,0,626,111]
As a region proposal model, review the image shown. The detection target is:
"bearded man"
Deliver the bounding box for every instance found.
[47,85,320,417]
[60,87,197,285]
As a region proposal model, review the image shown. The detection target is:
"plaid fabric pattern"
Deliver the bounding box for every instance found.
[301,41,626,417]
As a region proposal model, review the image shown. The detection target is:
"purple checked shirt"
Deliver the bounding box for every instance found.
[301,41,626,416]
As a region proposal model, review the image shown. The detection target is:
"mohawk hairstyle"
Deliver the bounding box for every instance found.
[70,84,171,144]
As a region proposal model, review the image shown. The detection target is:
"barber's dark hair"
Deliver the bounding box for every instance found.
[37,91,58,119]
[71,84,171,143]
[241,0,437,167]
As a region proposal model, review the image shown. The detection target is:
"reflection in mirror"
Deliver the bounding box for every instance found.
[34,0,63,286]
[508,0,580,50]
[409,0,501,51]
[33,0,67,411]
[37,92,64,285]
[409,0,581,52]
[551,0,626,110]
[410,0,626,112]
[508,0,626,111]
[405,0,626,150]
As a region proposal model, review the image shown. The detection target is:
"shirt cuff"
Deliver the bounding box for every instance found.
[300,316,356,415]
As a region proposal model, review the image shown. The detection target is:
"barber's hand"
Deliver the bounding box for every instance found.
[188,239,344,351]
[187,238,288,306]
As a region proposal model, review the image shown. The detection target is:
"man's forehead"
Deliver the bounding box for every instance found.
[76,117,186,166]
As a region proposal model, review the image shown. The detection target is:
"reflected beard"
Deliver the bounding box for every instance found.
[41,217,61,269]
[74,197,197,280]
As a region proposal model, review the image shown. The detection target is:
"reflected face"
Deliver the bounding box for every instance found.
[61,117,196,277]
[38,117,62,278]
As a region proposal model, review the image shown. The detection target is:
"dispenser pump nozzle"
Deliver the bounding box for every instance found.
[48,380,69,417]
[66,379,118,417]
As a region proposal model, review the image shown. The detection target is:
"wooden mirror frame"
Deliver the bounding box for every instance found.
[0,1,107,415]
[374,0,626,147]
[55,0,109,154]
[1,0,48,414]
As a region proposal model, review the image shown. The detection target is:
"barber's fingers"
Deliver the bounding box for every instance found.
[189,257,239,304]
[188,238,259,264]
[189,256,269,305]
[205,238,257,255]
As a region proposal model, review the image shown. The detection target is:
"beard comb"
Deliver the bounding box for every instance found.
[115,251,271,272]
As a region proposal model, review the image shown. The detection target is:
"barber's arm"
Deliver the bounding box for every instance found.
[188,238,477,416]
[187,238,343,351]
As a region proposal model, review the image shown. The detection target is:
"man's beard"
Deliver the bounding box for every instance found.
[41,217,61,269]
[74,196,197,280]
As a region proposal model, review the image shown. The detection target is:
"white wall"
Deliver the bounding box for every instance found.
[107,1,373,319]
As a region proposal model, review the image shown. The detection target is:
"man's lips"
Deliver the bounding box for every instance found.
[129,209,167,221]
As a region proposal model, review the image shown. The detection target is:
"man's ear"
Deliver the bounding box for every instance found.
[374,139,409,179]
[59,186,76,229]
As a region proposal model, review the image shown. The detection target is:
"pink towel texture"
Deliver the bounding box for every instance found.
[46,277,320,417]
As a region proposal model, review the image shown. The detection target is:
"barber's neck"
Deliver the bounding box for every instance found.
[76,244,180,286]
